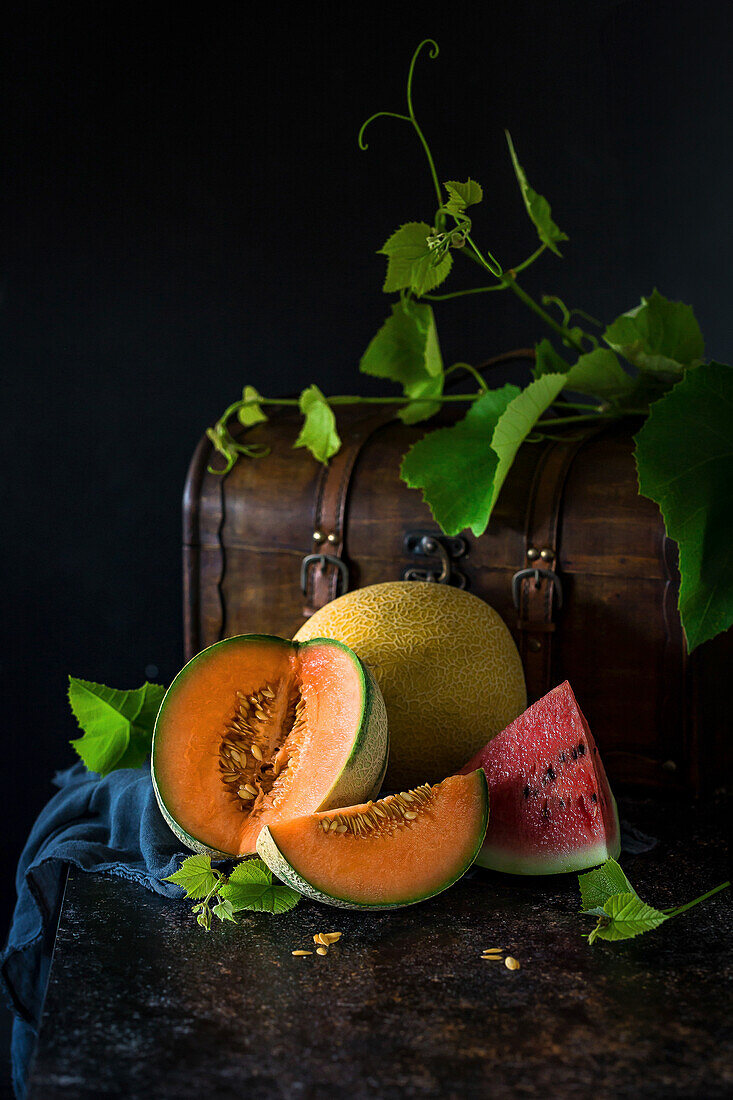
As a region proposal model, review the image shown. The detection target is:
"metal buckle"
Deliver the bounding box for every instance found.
[300,553,349,598]
[511,567,563,610]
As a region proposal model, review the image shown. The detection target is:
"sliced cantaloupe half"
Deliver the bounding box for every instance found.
[256,770,489,910]
[151,634,389,858]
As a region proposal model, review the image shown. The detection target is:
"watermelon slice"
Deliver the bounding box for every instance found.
[461,681,620,874]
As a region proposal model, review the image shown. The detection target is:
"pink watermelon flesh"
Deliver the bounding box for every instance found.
[461,680,620,875]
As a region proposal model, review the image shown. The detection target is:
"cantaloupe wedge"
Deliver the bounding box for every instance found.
[152,635,389,857]
[257,770,489,909]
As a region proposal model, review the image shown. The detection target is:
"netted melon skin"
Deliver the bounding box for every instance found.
[295,582,526,789]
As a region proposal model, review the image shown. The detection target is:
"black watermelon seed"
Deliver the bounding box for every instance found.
[577,742,586,756]
[558,751,567,763]
[558,798,565,809]
[523,784,532,799]
[571,748,579,761]
[591,792,598,803]
[542,803,550,819]
[546,765,556,783]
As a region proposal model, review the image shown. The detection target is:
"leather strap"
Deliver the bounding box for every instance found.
[517,431,598,701]
[303,408,396,616]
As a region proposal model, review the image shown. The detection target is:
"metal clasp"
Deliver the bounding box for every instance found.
[402,532,467,587]
[300,553,349,598]
[511,567,563,610]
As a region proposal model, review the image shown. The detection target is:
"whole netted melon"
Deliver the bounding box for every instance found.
[294,581,526,789]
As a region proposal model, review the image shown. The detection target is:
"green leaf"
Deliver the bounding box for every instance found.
[533,338,570,378]
[505,131,568,256]
[212,898,237,923]
[219,858,301,914]
[294,384,341,464]
[360,300,444,425]
[488,374,568,515]
[68,678,166,775]
[165,855,219,900]
[237,385,268,427]
[564,349,634,400]
[588,893,668,944]
[400,385,519,536]
[604,290,704,377]
[443,179,483,215]
[378,222,453,296]
[579,859,636,912]
[535,342,634,401]
[634,362,733,651]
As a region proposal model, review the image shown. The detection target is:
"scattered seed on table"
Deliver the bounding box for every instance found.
[292,950,312,956]
[324,932,342,943]
[316,947,328,956]
[505,956,521,970]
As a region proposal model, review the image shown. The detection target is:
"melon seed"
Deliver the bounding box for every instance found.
[336,824,348,834]
[292,950,312,956]
[316,946,328,956]
[251,744,264,761]
[243,783,258,795]
[505,956,520,970]
[323,932,341,943]
[238,788,255,799]
[404,811,418,820]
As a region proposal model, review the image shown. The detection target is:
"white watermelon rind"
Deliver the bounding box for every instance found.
[475,790,621,875]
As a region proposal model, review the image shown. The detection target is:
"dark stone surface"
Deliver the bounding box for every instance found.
[25,798,732,1099]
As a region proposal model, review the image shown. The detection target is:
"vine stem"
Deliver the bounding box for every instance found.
[405,40,443,207]
[228,395,615,429]
[661,880,730,917]
[443,361,489,392]
[423,245,548,301]
[502,273,586,354]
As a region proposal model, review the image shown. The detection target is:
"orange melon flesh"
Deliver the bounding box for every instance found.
[152,635,387,857]
[257,771,489,909]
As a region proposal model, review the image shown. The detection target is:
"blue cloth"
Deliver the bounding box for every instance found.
[1,763,188,1098]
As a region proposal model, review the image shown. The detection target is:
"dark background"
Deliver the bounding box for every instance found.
[2,0,731,1087]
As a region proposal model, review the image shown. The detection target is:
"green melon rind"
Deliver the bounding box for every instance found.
[151,634,390,858]
[256,770,489,910]
[475,791,621,876]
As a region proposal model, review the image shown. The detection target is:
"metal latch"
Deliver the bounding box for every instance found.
[511,566,563,610]
[402,531,467,587]
[300,554,349,597]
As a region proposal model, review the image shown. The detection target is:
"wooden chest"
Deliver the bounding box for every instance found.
[183,381,731,795]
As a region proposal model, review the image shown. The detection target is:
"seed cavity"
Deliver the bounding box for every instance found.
[218,680,304,817]
[318,785,436,839]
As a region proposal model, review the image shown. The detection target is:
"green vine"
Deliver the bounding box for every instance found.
[209,41,732,654]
